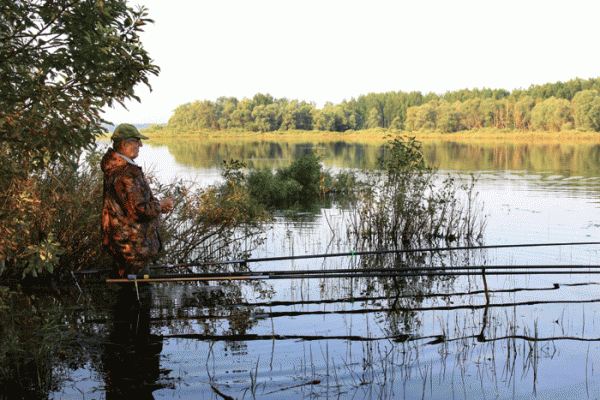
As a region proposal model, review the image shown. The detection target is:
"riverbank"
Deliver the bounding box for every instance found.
[133,127,600,145]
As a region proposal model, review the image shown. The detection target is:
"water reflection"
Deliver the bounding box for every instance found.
[101,286,165,399]
[22,252,599,400]
[148,137,600,178]
[148,138,386,170]
[30,138,600,398]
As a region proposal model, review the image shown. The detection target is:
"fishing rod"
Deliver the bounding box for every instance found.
[106,264,600,284]
[162,264,600,277]
[156,240,600,268]
[74,240,600,276]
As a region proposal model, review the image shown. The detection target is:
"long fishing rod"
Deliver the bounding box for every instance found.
[157,264,600,278]
[76,240,600,276]
[158,240,600,268]
[106,266,600,283]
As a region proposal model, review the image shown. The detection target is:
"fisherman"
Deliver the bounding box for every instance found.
[101,123,173,279]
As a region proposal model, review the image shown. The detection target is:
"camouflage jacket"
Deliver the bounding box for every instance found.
[101,148,162,263]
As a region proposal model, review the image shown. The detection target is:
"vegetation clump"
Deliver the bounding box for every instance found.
[1,0,158,280]
[245,152,324,209]
[348,136,486,251]
[219,152,364,211]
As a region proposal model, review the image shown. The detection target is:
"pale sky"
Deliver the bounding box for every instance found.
[103,0,600,125]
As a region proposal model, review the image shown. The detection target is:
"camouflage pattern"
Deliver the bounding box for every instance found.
[101,148,162,276]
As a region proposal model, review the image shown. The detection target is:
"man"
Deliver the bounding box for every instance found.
[101,123,173,279]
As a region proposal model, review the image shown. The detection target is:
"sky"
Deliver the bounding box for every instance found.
[103,0,600,125]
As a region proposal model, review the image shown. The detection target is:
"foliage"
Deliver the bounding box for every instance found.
[158,159,270,264]
[1,0,159,279]
[572,90,600,132]
[348,136,486,251]
[0,293,68,398]
[513,96,535,130]
[246,152,328,209]
[1,0,159,169]
[327,170,364,196]
[0,145,272,281]
[0,150,109,280]
[157,77,600,136]
[531,97,573,132]
[436,100,462,133]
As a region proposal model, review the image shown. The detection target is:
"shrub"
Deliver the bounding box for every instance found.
[0,148,271,282]
[0,149,108,281]
[246,152,327,209]
[348,136,486,251]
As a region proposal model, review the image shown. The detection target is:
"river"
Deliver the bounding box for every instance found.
[50,138,600,399]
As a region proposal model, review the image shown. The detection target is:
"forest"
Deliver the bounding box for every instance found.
[147,77,600,135]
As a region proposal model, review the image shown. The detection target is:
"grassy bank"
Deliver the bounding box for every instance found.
[138,127,600,144]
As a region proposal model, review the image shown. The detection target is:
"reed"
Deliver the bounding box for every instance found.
[347,136,487,252]
[0,293,68,398]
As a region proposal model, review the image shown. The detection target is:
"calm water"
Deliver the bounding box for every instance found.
[53,139,600,399]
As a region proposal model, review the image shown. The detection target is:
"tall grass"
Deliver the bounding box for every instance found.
[0,292,68,398]
[345,136,487,306]
[347,136,486,252]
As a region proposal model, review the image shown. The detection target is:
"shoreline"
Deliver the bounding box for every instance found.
[131,128,600,145]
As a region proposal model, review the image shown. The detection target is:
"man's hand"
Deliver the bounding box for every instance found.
[160,196,174,213]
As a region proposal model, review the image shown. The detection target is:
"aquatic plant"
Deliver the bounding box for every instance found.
[0,293,69,399]
[245,152,329,209]
[348,136,486,251]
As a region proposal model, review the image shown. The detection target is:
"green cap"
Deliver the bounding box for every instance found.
[111,123,149,141]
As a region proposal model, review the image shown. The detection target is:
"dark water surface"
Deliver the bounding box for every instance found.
[50,139,600,399]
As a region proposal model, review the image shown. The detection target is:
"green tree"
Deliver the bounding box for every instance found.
[531,97,573,132]
[1,0,159,277]
[405,106,419,131]
[1,0,159,168]
[367,107,383,129]
[252,93,275,107]
[252,103,281,132]
[414,101,438,130]
[572,90,600,131]
[460,98,484,129]
[436,100,462,133]
[168,103,193,131]
[216,96,238,130]
[390,116,404,130]
[481,99,509,129]
[296,101,315,130]
[313,103,355,132]
[231,98,254,129]
[513,96,535,130]
[189,100,218,130]
[280,101,300,130]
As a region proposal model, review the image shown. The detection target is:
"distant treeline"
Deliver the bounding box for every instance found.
[148,77,600,134]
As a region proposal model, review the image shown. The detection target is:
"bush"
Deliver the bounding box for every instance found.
[0,148,272,282]
[329,170,362,195]
[0,149,108,281]
[348,136,486,251]
[246,152,328,209]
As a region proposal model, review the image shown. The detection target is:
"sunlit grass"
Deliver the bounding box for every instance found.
[140,126,600,145]
[411,128,600,143]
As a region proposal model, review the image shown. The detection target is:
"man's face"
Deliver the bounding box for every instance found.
[121,138,143,159]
